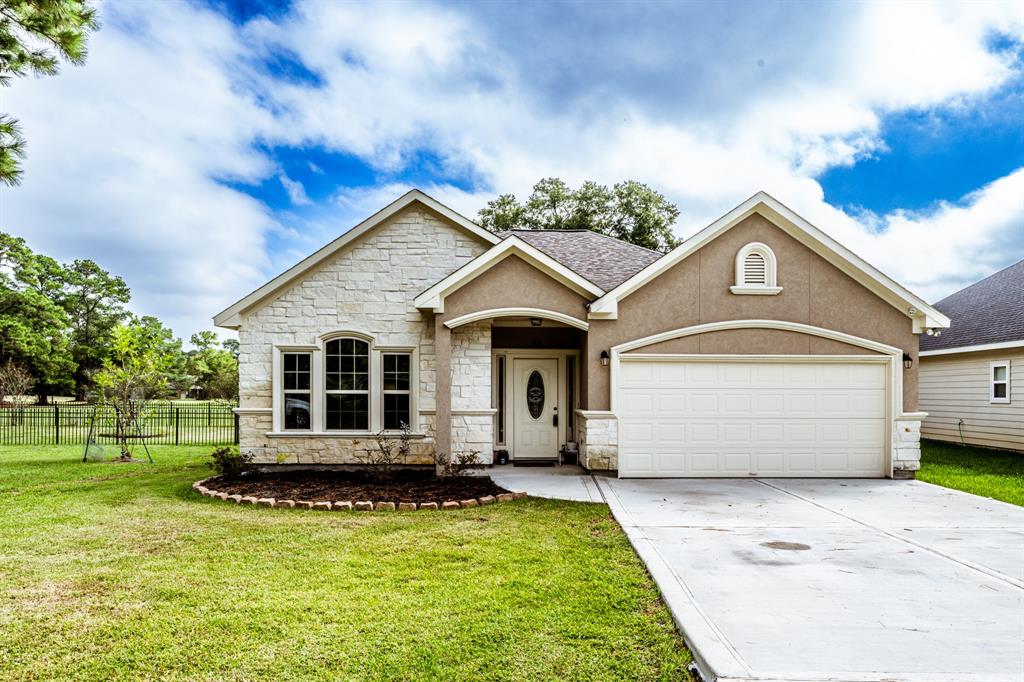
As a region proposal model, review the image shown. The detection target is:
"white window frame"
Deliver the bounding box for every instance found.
[379,347,416,432]
[280,350,313,431]
[323,335,373,433]
[272,344,319,433]
[730,241,782,296]
[990,360,1011,404]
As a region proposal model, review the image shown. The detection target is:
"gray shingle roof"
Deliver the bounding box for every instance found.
[920,259,1024,352]
[496,230,663,292]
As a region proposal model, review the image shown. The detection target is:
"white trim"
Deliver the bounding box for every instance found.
[233,407,272,415]
[452,408,498,416]
[265,431,428,439]
[611,319,903,356]
[990,360,1011,404]
[445,307,589,331]
[728,286,783,296]
[213,189,499,328]
[588,191,950,333]
[920,339,1024,357]
[413,236,604,312]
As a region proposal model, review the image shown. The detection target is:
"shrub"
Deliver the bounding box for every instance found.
[355,423,412,480]
[434,449,484,477]
[210,446,253,478]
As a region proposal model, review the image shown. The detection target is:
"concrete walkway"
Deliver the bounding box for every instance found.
[596,477,1024,682]
[489,464,603,502]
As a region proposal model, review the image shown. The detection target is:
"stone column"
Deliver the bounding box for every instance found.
[434,315,452,463]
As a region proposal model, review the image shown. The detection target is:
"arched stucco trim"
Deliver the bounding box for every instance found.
[444,307,589,331]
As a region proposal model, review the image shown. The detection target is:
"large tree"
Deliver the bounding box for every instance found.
[0,233,74,402]
[0,0,98,186]
[187,331,239,401]
[477,178,681,252]
[59,259,131,399]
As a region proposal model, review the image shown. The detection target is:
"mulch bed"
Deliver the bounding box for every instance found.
[205,470,511,506]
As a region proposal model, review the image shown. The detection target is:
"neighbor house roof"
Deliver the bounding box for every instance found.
[920,259,1024,356]
[588,191,951,333]
[496,230,663,291]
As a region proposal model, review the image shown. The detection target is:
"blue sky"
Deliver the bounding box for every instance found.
[4,0,1023,341]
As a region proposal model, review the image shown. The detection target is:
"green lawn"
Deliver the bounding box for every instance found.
[919,440,1024,506]
[0,446,690,681]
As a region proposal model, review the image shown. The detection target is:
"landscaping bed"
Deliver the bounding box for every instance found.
[204,469,513,507]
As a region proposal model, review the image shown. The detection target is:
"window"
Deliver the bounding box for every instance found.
[382,353,411,430]
[731,242,782,295]
[282,353,311,430]
[325,338,369,430]
[991,360,1011,404]
[565,356,575,441]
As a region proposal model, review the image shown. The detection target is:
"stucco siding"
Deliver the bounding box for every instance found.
[920,349,1024,452]
[587,213,919,412]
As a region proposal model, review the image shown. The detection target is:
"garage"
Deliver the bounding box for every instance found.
[616,358,889,477]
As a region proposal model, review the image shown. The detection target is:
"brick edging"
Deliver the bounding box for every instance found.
[191,478,526,510]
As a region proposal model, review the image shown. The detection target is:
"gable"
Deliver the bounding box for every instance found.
[213,190,499,329]
[589,191,949,333]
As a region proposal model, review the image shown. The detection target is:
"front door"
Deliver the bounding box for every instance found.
[513,358,559,459]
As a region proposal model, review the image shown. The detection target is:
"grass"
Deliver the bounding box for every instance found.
[0,446,690,681]
[919,439,1024,506]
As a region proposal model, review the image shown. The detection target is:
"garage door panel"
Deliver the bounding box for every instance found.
[617,359,888,477]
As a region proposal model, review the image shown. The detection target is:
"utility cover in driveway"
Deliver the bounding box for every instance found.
[617,360,888,477]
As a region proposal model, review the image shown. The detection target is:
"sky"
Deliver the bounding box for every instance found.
[3,0,1023,342]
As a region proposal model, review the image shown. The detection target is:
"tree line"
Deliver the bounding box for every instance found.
[0,233,237,405]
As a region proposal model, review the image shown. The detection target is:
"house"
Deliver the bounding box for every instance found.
[919,259,1024,452]
[213,190,949,478]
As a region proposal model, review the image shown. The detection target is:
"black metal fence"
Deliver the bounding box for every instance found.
[0,402,239,446]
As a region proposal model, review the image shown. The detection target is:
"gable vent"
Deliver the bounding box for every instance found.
[743,252,767,285]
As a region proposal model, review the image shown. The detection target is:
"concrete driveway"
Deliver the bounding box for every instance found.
[595,477,1024,682]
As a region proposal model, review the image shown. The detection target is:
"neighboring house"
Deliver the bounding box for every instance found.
[214,190,949,478]
[919,259,1024,452]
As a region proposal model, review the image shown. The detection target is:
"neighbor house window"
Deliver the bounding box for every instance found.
[325,338,369,430]
[990,361,1011,404]
[382,353,411,430]
[731,242,782,295]
[282,353,311,430]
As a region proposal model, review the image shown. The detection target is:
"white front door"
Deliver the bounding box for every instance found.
[513,358,559,459]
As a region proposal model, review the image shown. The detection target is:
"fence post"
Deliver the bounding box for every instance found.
[234,413,240,445]
[174,408,180,446]
[54,405,60,445]
[207,402,212,426]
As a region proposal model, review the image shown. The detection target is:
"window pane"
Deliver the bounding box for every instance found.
[994,383,1008,399]
[326,338,369,394]
[384,394,410,430]
[326,393,368,430]
[284,393,311,430]
[283,353,310,390]
[993,366,1008,382]
[384,353,411,391]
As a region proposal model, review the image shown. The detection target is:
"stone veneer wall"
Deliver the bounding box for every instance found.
[450,321,494,463]
[577,413,618,471]
[892,414,924,474]
[236,205,489,465]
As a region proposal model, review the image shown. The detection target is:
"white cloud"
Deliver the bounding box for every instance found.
[278,172,312,205]
[3,0,1022,346]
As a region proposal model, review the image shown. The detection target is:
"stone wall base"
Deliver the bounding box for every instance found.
[893,414,924,475]
[577,412,618,472]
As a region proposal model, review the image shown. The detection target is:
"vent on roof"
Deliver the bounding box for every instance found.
[731,242,782,296]
[743,252,767,285]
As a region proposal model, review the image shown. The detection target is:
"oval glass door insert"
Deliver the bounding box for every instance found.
[526,370,545,419]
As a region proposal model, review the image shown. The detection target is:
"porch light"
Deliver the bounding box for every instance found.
[529,317,543,327]
[600,350,610,367]
[902,352,913,370]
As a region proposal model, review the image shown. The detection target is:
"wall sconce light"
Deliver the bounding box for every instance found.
[902,352,913,370]
[529,317,542,327]
[600,350,610,367]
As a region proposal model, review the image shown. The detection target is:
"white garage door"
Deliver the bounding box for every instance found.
[617,359,888,477]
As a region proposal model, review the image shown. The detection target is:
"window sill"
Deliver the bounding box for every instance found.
[730,286,783,296]
[265,431,428,439]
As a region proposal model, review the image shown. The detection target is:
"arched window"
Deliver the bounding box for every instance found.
[325,337,370,430]
[731,242,782,295]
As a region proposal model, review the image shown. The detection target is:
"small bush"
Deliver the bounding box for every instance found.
[434,449,484,477]
[210,446,253,479]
